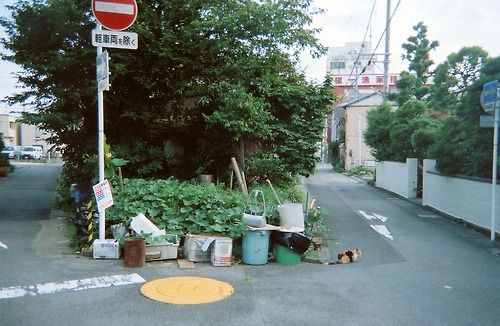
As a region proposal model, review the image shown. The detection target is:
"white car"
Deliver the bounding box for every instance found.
[1,146,15,159]
[20,146,43,160]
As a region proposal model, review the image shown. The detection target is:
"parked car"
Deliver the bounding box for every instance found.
[1,146,15,159]
[20,146,43,160]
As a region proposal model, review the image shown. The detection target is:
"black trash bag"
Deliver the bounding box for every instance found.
[271,231,312,255]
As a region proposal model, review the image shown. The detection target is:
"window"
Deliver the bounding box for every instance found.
[390,75,398,83]
[330,61,346,70]
[334,77,343,85]
[376,76,384,84]
[35,127,42,139]
[361,76,369,84]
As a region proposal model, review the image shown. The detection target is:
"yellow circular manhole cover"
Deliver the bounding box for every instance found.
[140,276,234,304]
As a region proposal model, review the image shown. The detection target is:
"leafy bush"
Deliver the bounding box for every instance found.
[106,178,247,238]
[106,177,306,238]
[245,151,292,184]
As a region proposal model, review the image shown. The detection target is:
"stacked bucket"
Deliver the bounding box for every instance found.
[241,195,311,265]
[273,203,311,265]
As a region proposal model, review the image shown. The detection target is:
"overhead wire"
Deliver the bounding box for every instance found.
[340,0,403,102]
[343,0,378,91]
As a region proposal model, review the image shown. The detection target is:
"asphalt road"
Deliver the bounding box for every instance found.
[0,163,499,326]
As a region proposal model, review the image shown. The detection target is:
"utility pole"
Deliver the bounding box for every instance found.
[383,0,391,97]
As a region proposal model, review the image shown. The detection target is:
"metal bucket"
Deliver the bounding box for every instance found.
[124,238,146,268]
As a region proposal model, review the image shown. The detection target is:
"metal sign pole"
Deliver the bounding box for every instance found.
[96,22,106,241]
[491,87,499,241]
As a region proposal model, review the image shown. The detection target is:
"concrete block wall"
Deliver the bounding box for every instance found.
[375,158,418,199]
[423,160,499,233]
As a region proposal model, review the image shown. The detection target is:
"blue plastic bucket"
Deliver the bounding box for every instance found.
[242,230,270,265]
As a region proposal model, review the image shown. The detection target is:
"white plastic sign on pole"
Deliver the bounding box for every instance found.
[93,179,114,212]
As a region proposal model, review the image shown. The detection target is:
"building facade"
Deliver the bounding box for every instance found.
[326,42,399,170]
[0,114,18,147]
[0,113,51,155]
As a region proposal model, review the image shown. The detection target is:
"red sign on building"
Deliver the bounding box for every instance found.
[92,0,137,31]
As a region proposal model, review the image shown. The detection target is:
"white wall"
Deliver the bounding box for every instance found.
[423,160,499,233]
[375,158,418,199]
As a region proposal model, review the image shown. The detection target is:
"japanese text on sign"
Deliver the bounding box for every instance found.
[93,179,114,211]
[92,29,138,50]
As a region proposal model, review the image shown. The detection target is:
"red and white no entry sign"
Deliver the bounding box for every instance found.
[92,0,138,31]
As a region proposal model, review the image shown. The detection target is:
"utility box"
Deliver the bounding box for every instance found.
[93,239,119,259]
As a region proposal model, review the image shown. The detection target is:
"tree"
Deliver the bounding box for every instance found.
[390,22,439,104]
[429,56,500,178]
[366,22,442,163]
[364,103,394,161]
[428,46,488,112]
[1,0,333,190]
[401,21,439,84]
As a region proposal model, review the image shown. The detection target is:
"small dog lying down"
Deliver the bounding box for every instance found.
[337,249,362,264]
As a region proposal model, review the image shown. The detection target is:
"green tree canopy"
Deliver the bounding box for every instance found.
[1,0,333,189]
[428,46,488,112]
[366,22,442,163]
[429,56,500,177]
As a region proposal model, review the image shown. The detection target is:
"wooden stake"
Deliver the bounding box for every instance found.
[231,157,248,197]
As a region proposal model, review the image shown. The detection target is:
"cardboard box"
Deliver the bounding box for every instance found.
[93,239,119,259]
[211,238,233,267]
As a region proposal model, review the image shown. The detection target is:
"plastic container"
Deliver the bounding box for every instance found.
[274,244,302,265]
[145,242,179,261]
[278,203,305,231]
[130,213,165,237]
[242,230,270,265]
[93,239,119,259]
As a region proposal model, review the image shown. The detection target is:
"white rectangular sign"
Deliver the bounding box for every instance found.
[93,179,114,211]
[92,29,138,49]
[96,51,109,91]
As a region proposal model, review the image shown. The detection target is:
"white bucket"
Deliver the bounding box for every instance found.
[278,203,304,231]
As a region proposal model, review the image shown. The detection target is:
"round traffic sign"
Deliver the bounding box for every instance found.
[92,0,138,31]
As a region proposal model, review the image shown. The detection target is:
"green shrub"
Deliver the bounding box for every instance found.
[106,177,306,238]
[107,178,247,238]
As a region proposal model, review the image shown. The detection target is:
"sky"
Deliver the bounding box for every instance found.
[2,0,500,113]
[300,0,500,82]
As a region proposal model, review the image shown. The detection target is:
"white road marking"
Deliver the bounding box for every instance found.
[372,213,388,223]
[443,285,452,290]
[359,211,389,223]
[359,210,377,221]
[0,273,145,300]
[370,225,394,240]
[0,241,8,249]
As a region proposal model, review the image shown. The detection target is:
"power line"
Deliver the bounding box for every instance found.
[341,0,402,101]
[344,0,378,90]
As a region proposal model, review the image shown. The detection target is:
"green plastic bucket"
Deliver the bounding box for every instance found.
[274,244,301,265]
[242,230,270,265]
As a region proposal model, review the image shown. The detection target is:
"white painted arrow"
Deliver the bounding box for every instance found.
[359,210,377,221]
[372,213,388,223]
[0,241,8,250]
[370,225,394,240]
